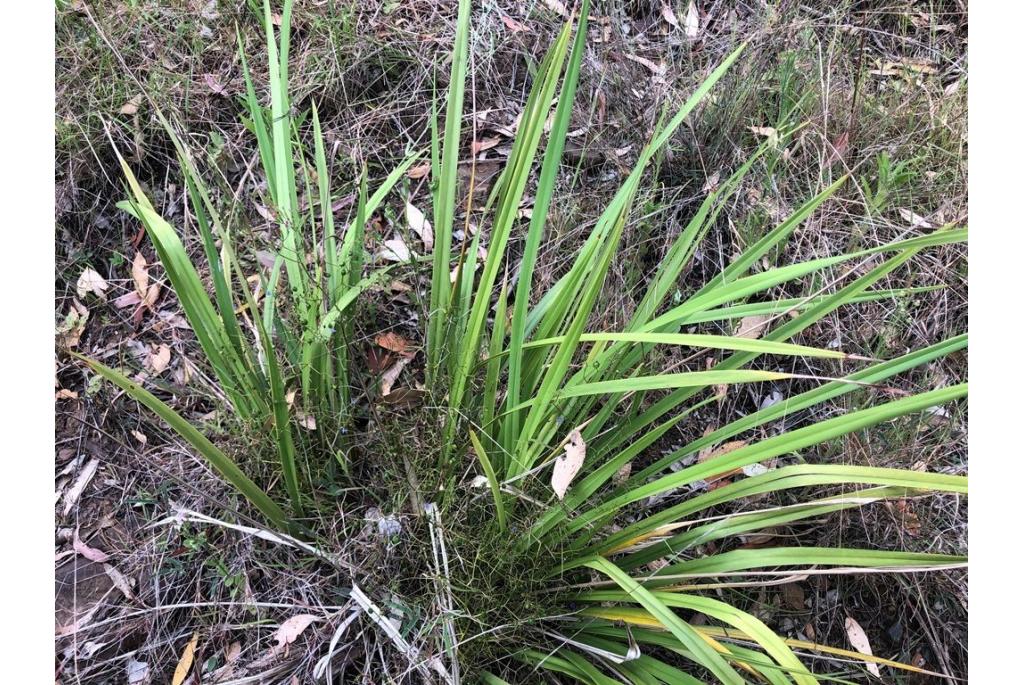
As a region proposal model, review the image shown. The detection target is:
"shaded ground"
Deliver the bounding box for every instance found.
[55,1,966,682]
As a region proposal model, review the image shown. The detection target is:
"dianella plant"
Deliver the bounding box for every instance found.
[85,0,967,681]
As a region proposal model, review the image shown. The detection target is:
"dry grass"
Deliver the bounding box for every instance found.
[55,1,967,682]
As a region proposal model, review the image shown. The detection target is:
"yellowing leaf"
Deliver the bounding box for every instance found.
[845,616,881,677]
[171,632,198,685]
[551,429,586,500]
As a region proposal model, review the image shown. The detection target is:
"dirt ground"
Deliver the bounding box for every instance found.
[55,1,966,682]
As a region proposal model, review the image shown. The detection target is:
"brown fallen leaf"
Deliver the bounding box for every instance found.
[899,208,936,229]
[698,440,748,464]
[131,252,149,297]
[749,126,780,149]
[147,344,172,374]
[551,429,586,500]
[366,346,395,374]
[698,440,749,487]
[143,282,161,310]
[273,614,320,654]
[225,642,242,663]
[375,332,414,357]
[894,499,922,536]
[171,632,199,685]
[780,582,806,611]
[381,386,426,407]
[735,314,771,340]
[844,616,881,677]
[56,389,79,400]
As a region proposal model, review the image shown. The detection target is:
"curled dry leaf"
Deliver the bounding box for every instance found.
[405,202,433,251]
[76,268,109,300]
[551,429,586,500]
[844,617,881,676]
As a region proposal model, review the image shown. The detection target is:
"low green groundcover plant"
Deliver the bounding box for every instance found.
[83,1,967,682]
